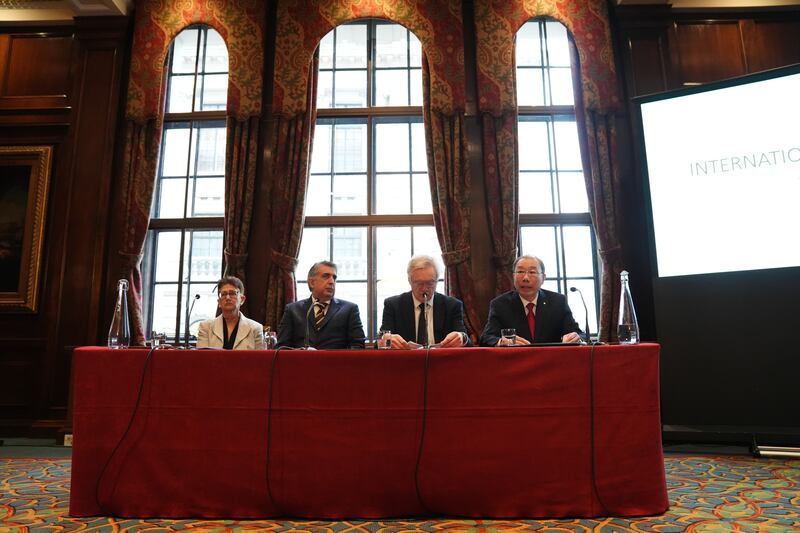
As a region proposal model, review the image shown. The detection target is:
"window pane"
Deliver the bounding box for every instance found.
[409,33,422,67]
[549,67,574,106]
[375,70,409,107]
[161,125,190,177]
[520,226,560,279]
[562,225,594,278]
[333,122,367,173]
[411,122,426,172]
[203,29,228,73]
[197,73,228,110]
[545,21,571,67]
[192,177,224,216]
[317,71,333,108]
[375,226,411,281]
[554,120,582,171]
[319,31,334,70]
[157,178,186,218]
[167,75,194,113]
[306,174,332,216]
[186,282,218,336]
[188,230,223,281]
[195,125,227,176]
[519,171,554,214]
[411,173,432,214]
[311,123,332,174]
[516,22,542,67]
[376,24,408,68]
[375,174,411,214]
[567,278,598,336]
[516,68,545,106]
[518,120,551,170]
[297,227,332,287]
[154,231,181,281]
[332,227,367,280]
[412,226,442,262]
[334,70,367,108]
[410,69,423,106]
[558,171,589,213]
[375,122,410,172]
[152,284,179,338]
[335,24,367,69]
[332,174,367,215]
[171,29,199,74]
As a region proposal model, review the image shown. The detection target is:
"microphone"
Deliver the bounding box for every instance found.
[569,287,590,344]
[303,299,315,350]
[185,294,200,348]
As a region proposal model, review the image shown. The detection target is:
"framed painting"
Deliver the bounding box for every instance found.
[0,145,52,312]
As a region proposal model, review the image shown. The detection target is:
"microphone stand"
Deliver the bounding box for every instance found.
[185,294,200,348]
[570,287,591,344]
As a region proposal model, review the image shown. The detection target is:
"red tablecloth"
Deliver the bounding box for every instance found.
[69,344,668,519]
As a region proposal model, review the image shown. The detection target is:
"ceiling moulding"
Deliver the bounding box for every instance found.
[0,0,131,23]
[616,0,800,7]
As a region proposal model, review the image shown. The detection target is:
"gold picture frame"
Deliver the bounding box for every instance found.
[0,145,52,312]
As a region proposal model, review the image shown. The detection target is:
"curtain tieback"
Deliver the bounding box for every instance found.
[270,249,299,272]
[441,247,470,267]
[224,250,248,270]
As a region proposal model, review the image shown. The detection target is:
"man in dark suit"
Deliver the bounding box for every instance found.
[276,261,366,349]
[379,255,470,349]
[480,255,581,346]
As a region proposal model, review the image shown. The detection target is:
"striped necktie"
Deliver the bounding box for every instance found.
[314,301,327,329]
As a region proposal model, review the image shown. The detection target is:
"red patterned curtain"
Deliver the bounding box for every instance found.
[223,115,260,282]
[422,56,481,340]
[474,0,624,341]
[263,60,318,330]
[270,0,472,329]
[115,0,264,344]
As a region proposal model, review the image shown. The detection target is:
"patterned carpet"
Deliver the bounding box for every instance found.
[1,455,798,532]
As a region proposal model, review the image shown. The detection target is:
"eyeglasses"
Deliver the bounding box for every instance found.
[218,290,240,299]
[514,269,542,277]
[411,280,438,288]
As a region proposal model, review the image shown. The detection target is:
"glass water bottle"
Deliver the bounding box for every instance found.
[617,270,640,344]
[108,279,131,348]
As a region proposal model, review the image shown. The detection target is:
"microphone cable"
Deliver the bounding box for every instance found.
[264,345,294,516]
[94,345,159,516]
[413,344,436,516]
[588,339,612,516]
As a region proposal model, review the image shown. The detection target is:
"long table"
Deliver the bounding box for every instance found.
[69,344,668,519]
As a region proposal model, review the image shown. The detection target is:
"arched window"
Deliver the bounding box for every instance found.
[298,20,442,339]
[516,19,599,334]
[141,25,229,342]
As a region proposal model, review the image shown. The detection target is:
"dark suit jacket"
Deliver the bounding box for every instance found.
[380,291,471,345]
[276,297,366,350]
[479,289,580,346]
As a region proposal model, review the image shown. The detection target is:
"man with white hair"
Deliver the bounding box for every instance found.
[379,255,470,349]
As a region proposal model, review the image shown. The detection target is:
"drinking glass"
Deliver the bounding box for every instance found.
[501,328,516,346]
[377,330,392,349]
[263,328,277,349]
[151,331,165,348]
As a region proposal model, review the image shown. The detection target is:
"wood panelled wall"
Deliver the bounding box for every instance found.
[610,5,800,340]
[0,18,129,436]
